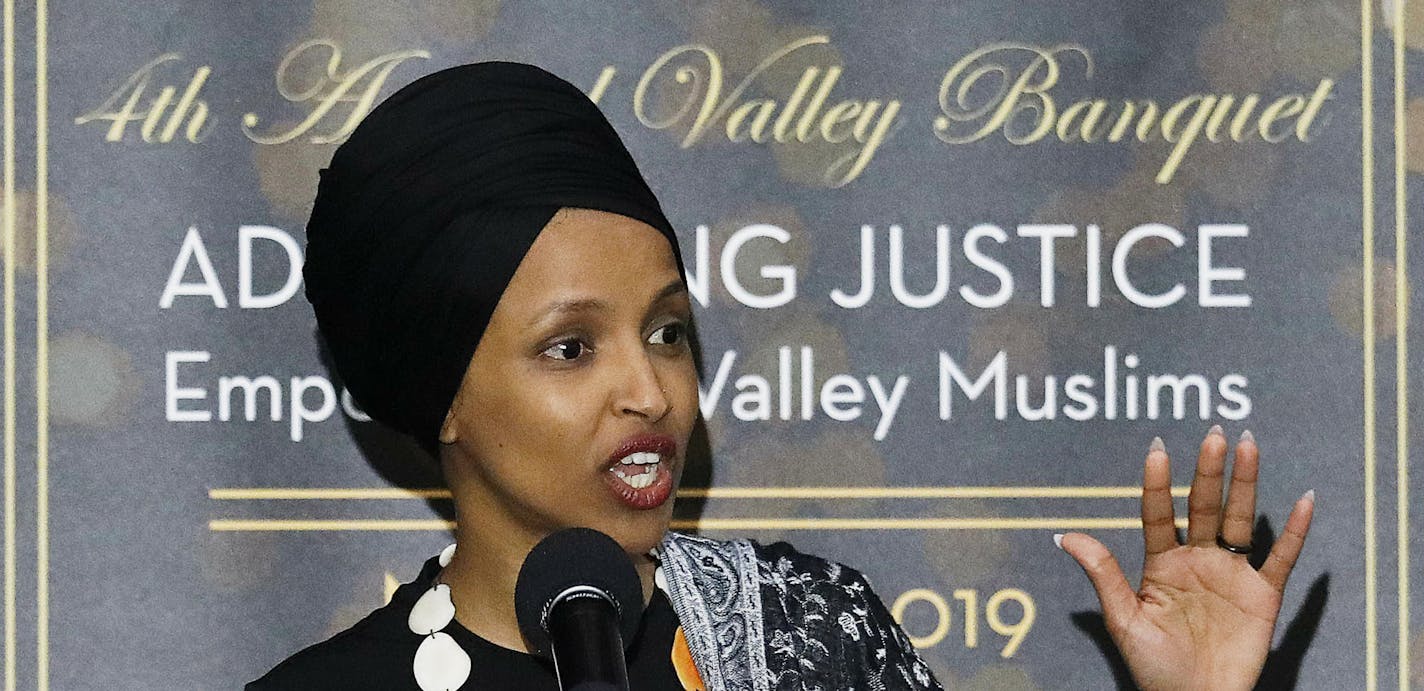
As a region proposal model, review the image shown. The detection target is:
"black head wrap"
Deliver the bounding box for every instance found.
[303,61,682,452]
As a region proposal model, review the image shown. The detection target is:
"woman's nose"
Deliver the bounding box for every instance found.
[613,349,671,421]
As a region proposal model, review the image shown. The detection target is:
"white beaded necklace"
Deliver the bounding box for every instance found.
[407,543,665,691]
[408,544,467,691]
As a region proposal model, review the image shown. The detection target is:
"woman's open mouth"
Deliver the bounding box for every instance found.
[602,435,676,509]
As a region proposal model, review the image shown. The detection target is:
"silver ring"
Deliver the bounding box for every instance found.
[1216,533,1252,554]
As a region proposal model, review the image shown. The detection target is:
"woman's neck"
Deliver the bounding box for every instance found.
[436,512,659,654]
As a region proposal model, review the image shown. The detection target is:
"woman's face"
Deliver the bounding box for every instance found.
[438,208,698,557]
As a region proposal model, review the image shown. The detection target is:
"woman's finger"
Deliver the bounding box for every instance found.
[1259,490,1316,592]
[1218,430,1259,552]
[1186,427,1229,546]
[1056,532,1139,634]
[1141,438,1178,556]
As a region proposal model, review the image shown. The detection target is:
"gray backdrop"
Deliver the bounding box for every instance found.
[0,0,1419,688]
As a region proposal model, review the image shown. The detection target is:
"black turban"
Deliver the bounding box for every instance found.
[303,61,682,452]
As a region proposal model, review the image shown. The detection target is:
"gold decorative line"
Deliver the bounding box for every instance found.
[33,0,47,688]
[675,486,1190,499]
[1392,1,1408,687]
[209,487,452,500]
[1,0,14,685]
[1361,0,1377,686]
[210,519,456,532]
[672,517,1189,531]
[208,485,1190,501]
[208,517,1186,532]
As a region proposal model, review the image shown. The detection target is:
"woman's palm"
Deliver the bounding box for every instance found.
[1120,547,1279,686]
[1059,429,1315,691]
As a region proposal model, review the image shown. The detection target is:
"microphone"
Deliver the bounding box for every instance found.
[514,527,645,691]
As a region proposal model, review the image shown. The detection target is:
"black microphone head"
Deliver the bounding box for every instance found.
[514,527,645,659]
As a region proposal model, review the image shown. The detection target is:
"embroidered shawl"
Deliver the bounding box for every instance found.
[656,532,943,691]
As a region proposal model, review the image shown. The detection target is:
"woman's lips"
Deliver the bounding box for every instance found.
[602,434,677,510]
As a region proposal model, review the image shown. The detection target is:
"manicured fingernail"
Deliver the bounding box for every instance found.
[1149,436,1165,453]
[1053,533,1065,550]
[1240,429,1255,444]
[1208,424,1224,438]
[1302,489,1315,503]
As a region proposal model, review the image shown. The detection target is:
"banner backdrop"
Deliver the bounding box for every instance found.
[0,1,1418,688]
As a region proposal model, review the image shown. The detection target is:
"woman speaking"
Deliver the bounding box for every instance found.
[247,61,1315,690]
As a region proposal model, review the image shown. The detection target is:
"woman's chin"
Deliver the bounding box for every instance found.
[590,466,681,554]
[598,507,675,557]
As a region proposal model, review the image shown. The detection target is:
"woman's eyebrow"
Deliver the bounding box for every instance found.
[652,279,688,303]
[533,280,687,326]
[530,298,608,328]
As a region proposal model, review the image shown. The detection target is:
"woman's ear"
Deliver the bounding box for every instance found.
[438,395,461,445]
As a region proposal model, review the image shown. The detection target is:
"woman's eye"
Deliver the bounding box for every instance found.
[540,339,588,361]
[649,323,685,346]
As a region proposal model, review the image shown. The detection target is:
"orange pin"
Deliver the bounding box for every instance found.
[670,626,706,690]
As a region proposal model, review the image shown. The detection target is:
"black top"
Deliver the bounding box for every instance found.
[247,554,685,690]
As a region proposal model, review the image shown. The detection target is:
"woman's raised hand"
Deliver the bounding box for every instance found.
[1057,426,1315,691]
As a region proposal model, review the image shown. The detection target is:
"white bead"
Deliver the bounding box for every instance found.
[412,632,471,691]
[408,584,455,635]
[654,565,668,594]
[438,543,457,568]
